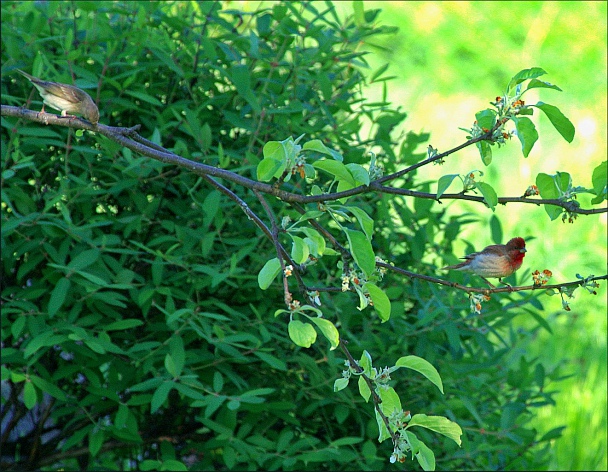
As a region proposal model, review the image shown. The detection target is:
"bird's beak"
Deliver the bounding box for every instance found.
[520,248,527,253]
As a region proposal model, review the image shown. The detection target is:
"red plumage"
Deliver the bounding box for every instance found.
[442,237,527,285]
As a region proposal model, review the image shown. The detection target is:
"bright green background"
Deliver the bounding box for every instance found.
[331,1,607,470]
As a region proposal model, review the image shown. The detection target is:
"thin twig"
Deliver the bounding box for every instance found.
[338,339,399,444]
[378,262,607,294]
[254,189,294,306]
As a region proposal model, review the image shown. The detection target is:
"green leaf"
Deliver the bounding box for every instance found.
[376,386,401,442]
[24,332,68,358]
[536,173,558,199]
[105,319,144,331]
[164,354,176,377]
[475,182,498,212]
[406,414,463,446]
[341,206,374,240]
[74,270,109,286]
[359,350,373,376]
[513,116,539,157]
[358,376,371,402]
[203,396,226,418]
[160,460,187,471]
[253,351,287,371]
[140,460,162,471]
[213,372,224,392]
[288,319,316,348]
[305,316,339,349]
[527,308,553,334]
[364,282,391,321]
[344,229,376,277]
[230,64,261,113]
[168,336,185,377]
[476,140,492,166]
[378,386,401,416]
[333,378,349,392]
[500,402,526,429]
[151,382,174,413]
[23,381,37,409]
[370,62,390,82]
[10,372,25,383]
[313,160,355,185]
[345,163,370,186]
[172,383,206,401]
[85,339,106,354]
[298,227,326,257]
[405,431,436,471]
[353,0,365,25]
[297,210,325,221]
[240,387,275,398]
[525,78,562,92]
[125,90,164,106]
[591,161,607,204]
[67,248,100,270]
[329,437,364,447]
[536,172,571,220]
[437,174,458,198]
[257,157,284,182]
[263,140,288,161]
[115,404,129,429]
[290,235,310,264]
[533,102,575,142]
[490,214,503,244]
[61,425,93,452]
[48,277,71,317]
[395,356,444,394]
[475,109,497,131]
[89,429,105,457]
[130,377,163,392]
[540,426,566,442]
[258,258,281,290]
[303,139,333,156]
[507,67,547,91]
[29,375,67,401]
[11,316,26,339]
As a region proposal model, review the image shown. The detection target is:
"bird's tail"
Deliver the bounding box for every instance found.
[16,69,36,81]
[441,261,469,271]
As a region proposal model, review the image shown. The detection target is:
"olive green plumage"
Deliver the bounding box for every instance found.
[17,69,99,125]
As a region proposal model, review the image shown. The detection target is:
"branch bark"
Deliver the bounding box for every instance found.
[2,105,605,216]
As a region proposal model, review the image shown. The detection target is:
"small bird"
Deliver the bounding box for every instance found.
[16,69,99,125]
[442,237,527,287]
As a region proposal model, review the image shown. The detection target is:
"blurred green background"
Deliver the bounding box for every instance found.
[330,1,606,470]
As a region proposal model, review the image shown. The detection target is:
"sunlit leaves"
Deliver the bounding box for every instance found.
[532,102,575,143]
[395,356,444,394]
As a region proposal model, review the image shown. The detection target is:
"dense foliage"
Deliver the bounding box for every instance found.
[1,2,605,470]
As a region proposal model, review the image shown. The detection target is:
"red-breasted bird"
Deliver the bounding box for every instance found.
[442,237,527,287]
[17,69,99,125]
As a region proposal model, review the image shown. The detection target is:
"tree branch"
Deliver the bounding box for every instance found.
[377,262,607,294]
[376,186,606,215]
[254,189,297,307]
[2,105,605,215]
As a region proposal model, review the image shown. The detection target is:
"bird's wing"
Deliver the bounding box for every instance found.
[44,83,85,104]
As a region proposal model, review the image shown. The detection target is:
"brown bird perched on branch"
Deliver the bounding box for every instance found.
[442,237,527,287]
[16,69,99,125]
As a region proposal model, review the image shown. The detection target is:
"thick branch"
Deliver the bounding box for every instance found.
[2,105,605,215]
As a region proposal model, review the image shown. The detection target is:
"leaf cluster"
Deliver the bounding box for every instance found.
[1,1,601,471]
